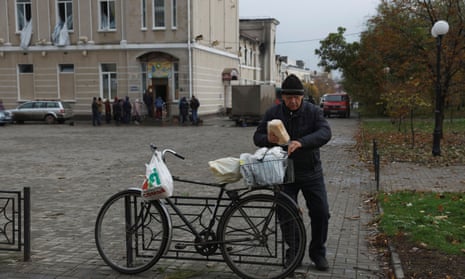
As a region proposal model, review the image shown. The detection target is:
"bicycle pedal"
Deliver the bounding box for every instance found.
[175,243,186,249]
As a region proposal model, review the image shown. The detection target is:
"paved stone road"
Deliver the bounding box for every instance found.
[0,116,383,278]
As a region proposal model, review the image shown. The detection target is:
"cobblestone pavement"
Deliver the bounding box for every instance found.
[0,116,414,279]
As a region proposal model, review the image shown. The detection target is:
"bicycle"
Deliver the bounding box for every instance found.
[94,144,306,279]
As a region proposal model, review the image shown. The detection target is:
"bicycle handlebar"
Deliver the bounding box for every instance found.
[150,144,185,162]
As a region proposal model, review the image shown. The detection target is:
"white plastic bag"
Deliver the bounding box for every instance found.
[141,150,173,200]
[208,157,242,183]
[240,147,288,187]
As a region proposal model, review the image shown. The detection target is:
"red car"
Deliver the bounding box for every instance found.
[322,93,350,118]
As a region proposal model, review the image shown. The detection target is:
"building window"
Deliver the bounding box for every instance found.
[141,63,147,93]
[141,0,147,29]
[101,64,117,100]
[57,0,73,30]
[99,0,116,30]
[173,62,179,100]
[153,0,165,29]
[59,64,74,73]
[171,0,177,29]
[19,64,33,73]
[249,51,253,67]
[16,0,32,31]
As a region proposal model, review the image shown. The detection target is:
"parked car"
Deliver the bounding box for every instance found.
[322,93,350,118]
[6,100,74,124]
[0,109,11,126]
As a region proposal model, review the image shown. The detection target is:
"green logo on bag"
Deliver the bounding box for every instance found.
[148,167,161,187]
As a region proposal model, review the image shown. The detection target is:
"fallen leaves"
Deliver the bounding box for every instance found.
[355,126,465,167]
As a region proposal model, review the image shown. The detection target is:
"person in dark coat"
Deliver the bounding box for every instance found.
[190,95,200,125]
[179,97,189,125]
[104,99,112,124]
[253,74,332,271]
[143,90,153,118]
[112,97,122,126]
[91,97,101,126]
[154,96,164,120]
[122,96,132,124]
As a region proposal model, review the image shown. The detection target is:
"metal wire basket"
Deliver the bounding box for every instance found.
[240,158,294,188]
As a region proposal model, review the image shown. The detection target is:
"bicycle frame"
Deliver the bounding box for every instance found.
[164,177,228,244]
[95,145,307,278]
[130,175,298,262]
[142,146,301,259]
[160,176,287,250]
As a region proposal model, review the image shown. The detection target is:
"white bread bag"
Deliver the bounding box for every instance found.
[267,119,290,145]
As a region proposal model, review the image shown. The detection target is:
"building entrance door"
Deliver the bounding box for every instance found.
[152,78,169,118]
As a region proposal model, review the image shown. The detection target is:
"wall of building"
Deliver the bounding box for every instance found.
[0,0,317,119]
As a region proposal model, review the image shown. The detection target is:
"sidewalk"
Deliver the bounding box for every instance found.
[0,117,383,278]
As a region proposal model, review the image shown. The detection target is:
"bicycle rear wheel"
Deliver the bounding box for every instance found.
[218,193,306,279]
[95,189,169,274]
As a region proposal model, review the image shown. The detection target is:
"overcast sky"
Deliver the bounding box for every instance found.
[239,0,380,73]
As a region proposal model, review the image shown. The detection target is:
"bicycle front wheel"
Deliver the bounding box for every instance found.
[218,193,306,279]
[94,189,169,274]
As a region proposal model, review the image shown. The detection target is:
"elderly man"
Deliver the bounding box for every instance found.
[253,74,332,271]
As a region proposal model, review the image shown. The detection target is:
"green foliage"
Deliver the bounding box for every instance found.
[378,191,465,254]
[316,0,465,122]
[315,27,359,73]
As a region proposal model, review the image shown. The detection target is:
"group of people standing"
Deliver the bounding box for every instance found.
[142,90,200,125]
[91,96,141,126]
[92,92,201,126]
[178,95,200,125]
[142,91,165,120]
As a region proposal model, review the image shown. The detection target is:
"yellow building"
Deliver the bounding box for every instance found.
[0,0,254,118]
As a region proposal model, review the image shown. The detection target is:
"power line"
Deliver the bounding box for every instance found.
[276,32,362,45]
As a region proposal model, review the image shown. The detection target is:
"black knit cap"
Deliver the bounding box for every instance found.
[281,74,304,95]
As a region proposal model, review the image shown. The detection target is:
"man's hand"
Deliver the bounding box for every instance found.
[287,140,302,155]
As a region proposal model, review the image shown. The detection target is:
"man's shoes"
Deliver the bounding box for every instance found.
[311,256,329,271]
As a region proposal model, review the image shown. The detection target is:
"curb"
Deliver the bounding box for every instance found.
[377,204,405,279]
[388,242,405,279]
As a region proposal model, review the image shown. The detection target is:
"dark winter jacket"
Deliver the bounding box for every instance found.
[253,102,331,174]
[179,98,189,115]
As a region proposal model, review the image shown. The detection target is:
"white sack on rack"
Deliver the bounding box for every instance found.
[208,157,242,183]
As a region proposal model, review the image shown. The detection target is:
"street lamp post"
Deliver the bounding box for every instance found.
[431,20,449,156]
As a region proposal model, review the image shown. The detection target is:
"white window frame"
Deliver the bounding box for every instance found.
[153,0,165,29]
[57,0,73,31]
[98,0,116,31]
[15,0,32,32]
[141,0,147,30]
[172,62,179,101]
[171,0,177,29]
[101,64,117,100]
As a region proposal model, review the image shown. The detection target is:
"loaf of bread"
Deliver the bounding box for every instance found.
[267,119,290,145]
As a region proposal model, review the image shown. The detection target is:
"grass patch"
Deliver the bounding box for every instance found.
[378,191,465,254]
[357,117,465,256]
[357,118,465,166]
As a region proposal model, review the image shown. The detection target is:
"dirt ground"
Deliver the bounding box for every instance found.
[386,234,465,279]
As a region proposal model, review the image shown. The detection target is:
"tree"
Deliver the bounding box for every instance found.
[303,81,319,104]
[316,0,465,140]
